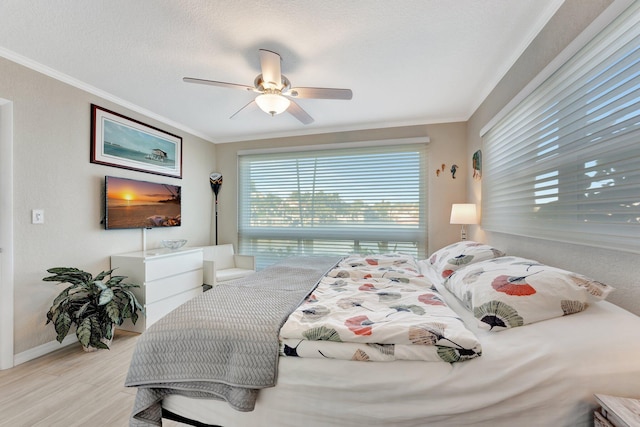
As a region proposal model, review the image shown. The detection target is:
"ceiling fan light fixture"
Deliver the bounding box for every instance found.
[183,49,352,124]
[255,93,290,116]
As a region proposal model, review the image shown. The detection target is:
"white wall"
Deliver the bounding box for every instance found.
[467,0,640,316]
[0,99,14,369]
[0,57,217,356]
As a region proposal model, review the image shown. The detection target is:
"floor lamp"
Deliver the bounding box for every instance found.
[450,204,478,241]
[209,173,223,245]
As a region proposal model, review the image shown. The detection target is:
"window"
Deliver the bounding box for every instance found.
[238,141,427,268]
[482,2,640,253]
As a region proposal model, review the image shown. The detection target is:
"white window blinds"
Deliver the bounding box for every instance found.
[482,2,640,253]
[238,142,427,268]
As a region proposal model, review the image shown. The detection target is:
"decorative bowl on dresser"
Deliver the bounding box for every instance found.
[161,239,188,250]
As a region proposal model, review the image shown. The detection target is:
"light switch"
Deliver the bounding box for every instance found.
[32,209,44,224]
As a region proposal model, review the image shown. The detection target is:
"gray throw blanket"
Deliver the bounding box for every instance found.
[125,256,341,426]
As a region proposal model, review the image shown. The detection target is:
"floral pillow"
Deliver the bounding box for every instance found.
[339,253,420,269]
[428,241,505,279]
[330,253,423,280]
[444,256,614,331]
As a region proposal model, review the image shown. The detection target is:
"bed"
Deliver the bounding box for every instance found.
[126,242,640,427]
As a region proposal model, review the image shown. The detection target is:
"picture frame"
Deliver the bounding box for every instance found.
[91,104,182,178]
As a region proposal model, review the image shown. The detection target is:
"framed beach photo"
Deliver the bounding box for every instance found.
[91,104,182,178]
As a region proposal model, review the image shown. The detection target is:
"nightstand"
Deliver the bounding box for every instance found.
[594,394,640,427]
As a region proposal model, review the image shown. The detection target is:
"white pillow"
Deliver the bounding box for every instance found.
[428,241,505,279]
[444,256,614,331]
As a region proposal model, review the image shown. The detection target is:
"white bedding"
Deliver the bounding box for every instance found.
[279,253,482,363]
[163,264,640,427]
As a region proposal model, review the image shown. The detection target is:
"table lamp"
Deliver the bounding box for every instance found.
[450,204,478,241]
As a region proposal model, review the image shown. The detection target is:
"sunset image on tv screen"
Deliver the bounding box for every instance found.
[105,176,181,229]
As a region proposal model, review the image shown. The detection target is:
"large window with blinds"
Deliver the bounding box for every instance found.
[238,141,428,268]
[482,2,640,253]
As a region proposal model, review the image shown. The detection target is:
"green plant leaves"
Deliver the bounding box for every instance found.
[51,287,72,306]
[94,269,114,281]
[91,340,110,350]
[94,280,107,291]
[75,301,90,319]
[69,289,89,301]
[43,268,93,286]
[44,267,143,350]
[54,311,71,343]
[76,317,93,347]
[102,323,114,341]
[98,288,114,305]
[106,275,127,286]
[105,300,120,324]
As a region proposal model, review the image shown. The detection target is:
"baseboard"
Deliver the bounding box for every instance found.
[13,334,78,366]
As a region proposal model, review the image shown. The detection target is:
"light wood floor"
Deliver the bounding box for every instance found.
[0,330,185,427]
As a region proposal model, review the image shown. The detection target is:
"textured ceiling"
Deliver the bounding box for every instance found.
[0,0,564,143]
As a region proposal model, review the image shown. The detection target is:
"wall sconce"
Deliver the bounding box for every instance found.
[450,203,478,241]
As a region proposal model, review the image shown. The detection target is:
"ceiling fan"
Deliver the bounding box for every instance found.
[183,49,353,125]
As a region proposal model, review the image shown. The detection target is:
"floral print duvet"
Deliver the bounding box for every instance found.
[279,253,482,363]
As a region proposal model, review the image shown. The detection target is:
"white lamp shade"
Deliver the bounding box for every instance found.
[255,93,290,116]
[450,203,478,225]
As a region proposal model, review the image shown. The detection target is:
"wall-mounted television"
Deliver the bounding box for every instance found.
[104,176,181,229]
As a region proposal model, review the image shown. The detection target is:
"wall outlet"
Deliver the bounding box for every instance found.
[32,209,44,224]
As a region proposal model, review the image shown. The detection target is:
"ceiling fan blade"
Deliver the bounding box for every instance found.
[229,100,258,119]
[287,100,314,125]
[259,49,283,90]
[183,77,255,92]
[287,87,353,100]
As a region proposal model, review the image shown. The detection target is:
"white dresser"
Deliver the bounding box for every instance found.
[111,247,204,332]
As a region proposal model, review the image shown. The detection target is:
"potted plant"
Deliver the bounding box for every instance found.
[44,267,144,351]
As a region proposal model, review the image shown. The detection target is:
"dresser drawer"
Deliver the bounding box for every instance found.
[144,250,202,281]
[145,269,203,304]
[112,247,204,333]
